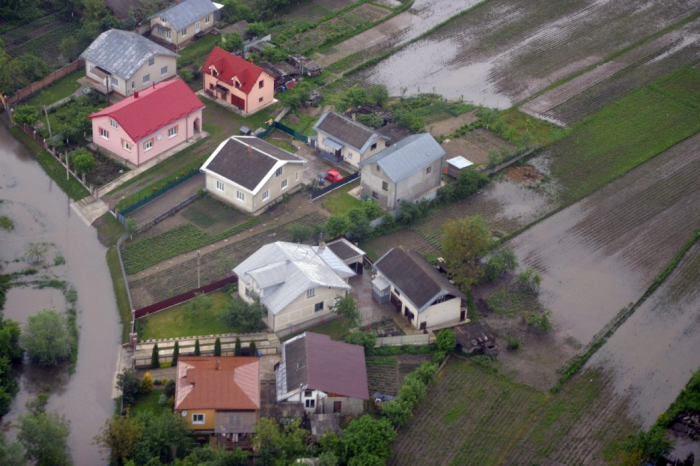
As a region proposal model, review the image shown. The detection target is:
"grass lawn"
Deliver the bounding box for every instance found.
[8,126,89,201]
[107,246,132,344]
[320,179,363,214]
[177,34,220,67]
[130,389,168,416]
[284,112,317,135]
[95,212,125,247]
[23,69,85,108]
[137,291,238,340]
[502,108,568,147]
[548,68,700,205]
[281,316,349,342]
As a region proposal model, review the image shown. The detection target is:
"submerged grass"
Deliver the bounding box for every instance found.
[107,246,132,344]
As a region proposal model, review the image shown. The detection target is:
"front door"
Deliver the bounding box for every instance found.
[420,321,427,331]
[195,21,200,33]
[390,293,401,313]
[460,309,466,321]
[231,94,245,110]
[333,401,342,413]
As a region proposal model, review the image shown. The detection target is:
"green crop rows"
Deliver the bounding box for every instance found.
[122,217,260,274]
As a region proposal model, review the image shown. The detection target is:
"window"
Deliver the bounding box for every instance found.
[148,57,154,66]
[181,28,187,36]
[168,126,178,138]
[111,76,119,87]
[275,167,283,177]
[347,152,353,159]
[314,302,324,312]
[109,119,118,129]
[304,390,313,397]
[122,140,132,152]
[376,165,381,172]
[99,128,109,140]
[382,181,388,191]
[295,171,299,181]
[236,190,245,202]
[160,16,166,23]
[143,74,150,83]
[192,413,205,425]
[262,190,269,201]
[259,97,263,103]
[234,81,240,89]
[209,83,214,90]
[307,288,315,298]
[372,191,378,199]
[259,80,264,89]
[205,15,210,23]
[166,29,172,39]
[216,180,224,191]
[161,66,168,75]
[144,139,153,151]
[371,143,377,150]
[131,81,135,89]
[305,399,315,409]
[426,166,432,174]
[195,21,200,32]
[281,178,288,190]
[157,27,164,35]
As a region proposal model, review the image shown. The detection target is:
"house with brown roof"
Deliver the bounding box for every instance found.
[276,332,369,415]
[175,356,260,448]
[372,247,467,330]
[202,46,275,114]
[200,136,306,214]
[312,111,389,168]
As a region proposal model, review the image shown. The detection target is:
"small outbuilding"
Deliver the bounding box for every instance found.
[445,156,474,178]
[454,321,498,356]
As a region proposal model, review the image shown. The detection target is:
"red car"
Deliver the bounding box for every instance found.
[325,169,344,182]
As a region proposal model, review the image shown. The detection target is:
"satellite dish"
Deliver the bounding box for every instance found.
[157,135,163,140]
[181,411,188,417]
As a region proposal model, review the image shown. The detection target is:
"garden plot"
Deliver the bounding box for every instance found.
[355,0,699,106]
[521,18,700,126]
[509,132,700,346]
[8,22,82,69]
[441,128,516,165]
[585,243,700,429]
[284,0,358,22]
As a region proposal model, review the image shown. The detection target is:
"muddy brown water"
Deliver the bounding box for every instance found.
[0,123,120,465]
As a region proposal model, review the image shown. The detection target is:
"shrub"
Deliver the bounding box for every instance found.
[526,310,553,333]
[234,336,241,356]
[325,214,349,238]
[518,267,542,293]
[13,105,40,126]
[436,329,456,353]
[483,247,519,282]
[249,340,257,356]
[179,68,193,83]
[287,223,313,243]
[357,114,383,128]
[151,344,160,369]
[70,148,96,175]
[20,309,74,366]
[171,341,179,366]
[140,372,154,394]
[380,399,412,427]
[194,338,200,356]
[345,331,375,355]
[164,379,176,398]
[505,333,521,351]
[116,369,141,405]
[219,299,265,333]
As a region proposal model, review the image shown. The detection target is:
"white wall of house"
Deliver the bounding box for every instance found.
[270,285,346,333]
[85,56,177,96]
[150,13,215,48]
[317,132,388,169]
[416,297,462,329]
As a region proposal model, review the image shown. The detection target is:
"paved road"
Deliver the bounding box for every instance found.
[128,173,204,223]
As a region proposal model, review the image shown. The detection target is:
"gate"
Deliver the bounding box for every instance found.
[232,94,245,110]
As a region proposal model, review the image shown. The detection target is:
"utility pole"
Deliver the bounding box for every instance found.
[43,105,52,139]
[66,141,69,181]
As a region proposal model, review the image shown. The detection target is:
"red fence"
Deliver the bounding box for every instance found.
[134,275,239,319]
[7,59,84,106]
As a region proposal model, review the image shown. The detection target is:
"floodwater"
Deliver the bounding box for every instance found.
[586,244,700,429]
[0,123,120,465]
[357,0,698,106]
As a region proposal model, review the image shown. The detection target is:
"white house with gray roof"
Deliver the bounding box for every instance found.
[312,111,389,169]
[80,29,179,97]
[358,133,446,211]
[233,242,355,334]
[148,0,221,50]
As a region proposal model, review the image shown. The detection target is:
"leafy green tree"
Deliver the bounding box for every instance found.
[0,432,28,466]
[325,214,349,238]
[357,113,383,128]
[220,0,254,22]
[220,299,265,333]
[164,379,176,398]
[483,247,518,282]
[344,331,375,355]
[0,318,21,416]
[59,37,80,61]
[20,309,74,366]
[12,105,39,126]
[246,22,266,37]
[526,310,553,333]
[249,340,257,356]
[380,399,412,427]
[151,343,160,369]
[179,67,194,83]
[131,411,190,464]
[398,375,427,406]
[171,342,179,366]
[369,84,389,106]
[18,396,72,466]
[252,418,308,463]
[0,49,29,96]
[621,426,673,463]
[319,431,341,458]
[443,215,492,291]
[116,368,141,405]
[194,338,201,356]
[214,337,222,356]
[331,294,361,329]
[234,336,241,356]
[188,293,214,319]
[340,87,369,109]
[411,362,438,385]
[70,148,96,175]
[16,53,49,82]
[346,209,372,242]
[436,329,456,353]
[394,111,424,133]
[141,371,154,393]
[287,223,313,242]
[220,32,244,52]
[264,46,289,63]
[340,416,396,464]
[93,413,144,464]
[518,267,542,293]
[125,218,138,238]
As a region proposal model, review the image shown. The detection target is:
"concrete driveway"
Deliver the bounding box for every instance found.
[128,173,204,223]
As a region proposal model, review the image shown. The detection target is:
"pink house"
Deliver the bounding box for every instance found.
[89,79,204,167]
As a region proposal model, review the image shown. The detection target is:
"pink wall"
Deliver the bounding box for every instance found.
[91,108,203,166]
[203,72,274,113]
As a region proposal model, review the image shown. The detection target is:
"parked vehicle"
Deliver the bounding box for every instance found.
[325,169,343,182]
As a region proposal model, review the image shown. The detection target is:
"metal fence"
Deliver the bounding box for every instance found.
[119,169,200,215]
[256,121,309,143]
[375,334,431,347]
[310,172,359,200]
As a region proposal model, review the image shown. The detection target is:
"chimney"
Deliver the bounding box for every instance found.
[351,113,356,121]
[133,91,139,98]
[152,81,155,89]
[318,241,326,252]
[215,359,220,370]
[247,144,252,153]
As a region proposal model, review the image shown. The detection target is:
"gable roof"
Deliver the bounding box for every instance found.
[203,46,269,94]
[89,79,204,142]
[175,356,260,411]
[233,242,353,315]
[149,0,219,32]
[326,238,365,261]
[80,29,179,81]
[200,136,304,194]
[374,247,465,313]
[313,112,385,153]
[359,133,446,183]
[279,332,369,400]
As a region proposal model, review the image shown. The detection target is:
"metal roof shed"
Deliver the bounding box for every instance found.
[446,156,474,178]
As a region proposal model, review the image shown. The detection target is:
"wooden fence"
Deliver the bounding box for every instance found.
[375,334,431,347]
[7,60,84,106]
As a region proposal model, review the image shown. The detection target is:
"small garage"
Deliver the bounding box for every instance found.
[327,238,366,275]
[445,156,474,178]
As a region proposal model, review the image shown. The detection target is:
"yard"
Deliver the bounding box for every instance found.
[136,291,238,340]
[23,68,85,107]
[320,178,363,214]
[129,389,169,416]
[281,316,349,342]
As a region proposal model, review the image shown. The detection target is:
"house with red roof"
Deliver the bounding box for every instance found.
[202,46,274,114]
[89,79,204,167]
[175,356,260,448]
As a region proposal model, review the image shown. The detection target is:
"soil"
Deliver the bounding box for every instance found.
[504,165,542,184]
[86,151,130,188]
[427,110,478,137]
[441,128,516,165]
[286,114,301,125]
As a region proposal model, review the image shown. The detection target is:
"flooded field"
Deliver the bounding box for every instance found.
[0,123,120,465]
[586,243,700,428]
[354,0,699,106]
[509,132,700,345]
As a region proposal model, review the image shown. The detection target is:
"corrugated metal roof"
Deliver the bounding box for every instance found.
[359,134,446,183]
[80,29,178,81]
[313,112,384,153]
[326,238,365,261]
[149,0,219,31]
[233,242,352,315]
[447,156,473,169]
